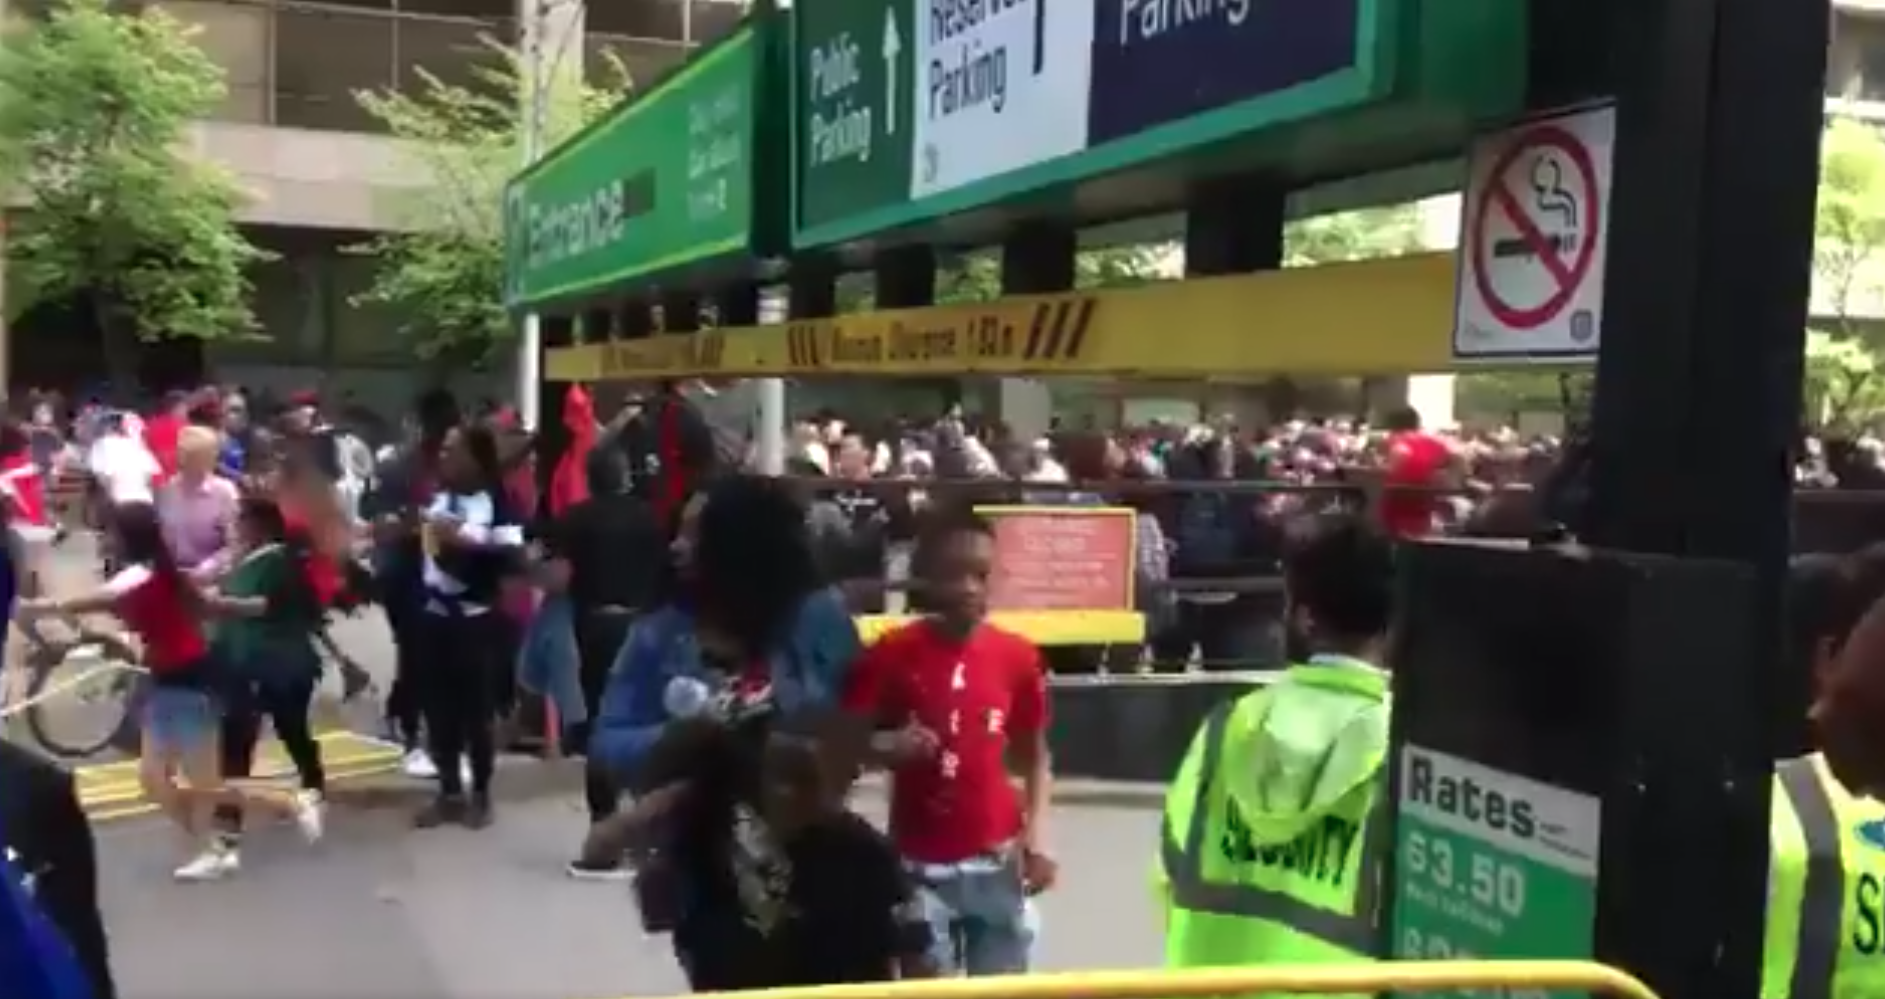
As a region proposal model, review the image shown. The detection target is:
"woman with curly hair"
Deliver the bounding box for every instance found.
[589,474,864,989]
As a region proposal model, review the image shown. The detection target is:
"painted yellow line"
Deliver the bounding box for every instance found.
[75,730,408,819]
[79,751,404,807]
[84,760,406,823]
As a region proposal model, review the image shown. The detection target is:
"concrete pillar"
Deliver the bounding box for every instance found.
[996,225,1074,440]
[516,0,583,426]
[788,256,840,319]
[874,244,937,309]
[1183,176,1285,427]
[659,291,701,333]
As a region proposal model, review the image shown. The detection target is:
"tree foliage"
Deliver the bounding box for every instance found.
[1814,117,1885,338]
[1802,118,1885,428]
[352,41,629,361]
[838,244,1168,313]
[1282,202,1426,266]
[0,0,265,358]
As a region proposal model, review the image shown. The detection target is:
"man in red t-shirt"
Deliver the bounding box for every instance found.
[842,507,1056,976]
[1376,406,1455,540]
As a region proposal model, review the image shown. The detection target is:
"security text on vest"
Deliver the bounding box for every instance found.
[1220,804,1359,886]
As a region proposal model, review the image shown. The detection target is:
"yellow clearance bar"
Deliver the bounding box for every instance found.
[544,252,1455,382]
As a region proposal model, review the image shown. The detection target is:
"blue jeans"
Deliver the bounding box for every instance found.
[908,848,1035,975]
[143,686,219,754]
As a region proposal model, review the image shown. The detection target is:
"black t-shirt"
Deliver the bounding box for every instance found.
[541,494,665,611]
[768,811,931,985]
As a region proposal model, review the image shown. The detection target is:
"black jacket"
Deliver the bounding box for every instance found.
[0,742,114,999]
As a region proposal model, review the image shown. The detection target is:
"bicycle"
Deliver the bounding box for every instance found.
[7,611,146,761]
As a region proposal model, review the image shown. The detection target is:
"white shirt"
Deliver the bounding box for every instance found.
[86,434,159,505]
[421,490,524,615]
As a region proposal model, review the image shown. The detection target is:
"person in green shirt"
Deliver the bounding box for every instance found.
[207,494,328,866]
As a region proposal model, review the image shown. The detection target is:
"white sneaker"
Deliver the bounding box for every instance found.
[402,749,438,780]
[293,790,325,843]
[173,847,236,882]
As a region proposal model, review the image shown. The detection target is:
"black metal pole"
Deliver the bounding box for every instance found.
[1583,0,1827,996]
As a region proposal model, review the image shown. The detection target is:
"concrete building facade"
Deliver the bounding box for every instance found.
[8,0,749,410]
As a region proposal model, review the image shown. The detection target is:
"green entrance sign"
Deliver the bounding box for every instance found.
[506,25,761,309]
[789,0,1524,250]
[1390,746,1601,999]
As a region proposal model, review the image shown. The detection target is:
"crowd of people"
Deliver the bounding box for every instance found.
[4,377,1885,999]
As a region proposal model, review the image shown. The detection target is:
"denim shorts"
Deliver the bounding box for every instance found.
[907,847,1036,976]
[143,685,220,754]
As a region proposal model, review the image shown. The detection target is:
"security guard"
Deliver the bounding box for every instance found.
[1158,512,1394,994]
[1764,549,1885,999]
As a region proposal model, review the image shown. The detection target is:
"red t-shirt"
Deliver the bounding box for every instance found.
[842,620,1047,864]
[103,564,207,672]
[0,452,49,529]
[142,413,183,485]
[282,505,343,607]
[1379,431,1450,539]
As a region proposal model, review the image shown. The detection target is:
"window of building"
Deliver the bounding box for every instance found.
[151,1,272,124]
[327,253,415,364]
[275,2,396,132]
[396,12,509,104]
[1843,13,1885,103]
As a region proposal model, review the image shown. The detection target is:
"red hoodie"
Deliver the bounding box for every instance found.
[549,386,595,517]
[142,411,183,485]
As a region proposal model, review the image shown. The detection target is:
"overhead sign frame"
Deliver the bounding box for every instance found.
[1453,103,1616,363]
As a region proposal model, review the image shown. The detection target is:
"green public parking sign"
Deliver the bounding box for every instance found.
[1390,746,1601,999]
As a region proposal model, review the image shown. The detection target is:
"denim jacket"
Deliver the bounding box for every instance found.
[589,587,862,784]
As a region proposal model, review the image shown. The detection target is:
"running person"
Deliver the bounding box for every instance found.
[17,503,316,881]
[207,496,328,865]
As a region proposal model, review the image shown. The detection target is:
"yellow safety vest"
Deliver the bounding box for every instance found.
[1764,754,1885,999]
[1160,687,1386,996]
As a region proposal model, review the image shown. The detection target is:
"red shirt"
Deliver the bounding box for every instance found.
[282,505,343,606]
[0,452,49,528]
[1379,431,1450,539]
[103,564,207,672]
[142,413,183,485]
[842,621,1047,864]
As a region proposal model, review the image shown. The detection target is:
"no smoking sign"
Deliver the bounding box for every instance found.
[1454,104,1615,361]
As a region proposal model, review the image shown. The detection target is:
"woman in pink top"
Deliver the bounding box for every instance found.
[157,426,239,571]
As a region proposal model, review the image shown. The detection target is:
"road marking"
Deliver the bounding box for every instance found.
[76,730,405,820]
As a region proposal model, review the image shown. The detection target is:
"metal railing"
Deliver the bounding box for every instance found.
[797,474,1885,660]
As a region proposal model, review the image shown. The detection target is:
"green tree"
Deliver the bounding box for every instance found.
[838,244,1167,312]
[352,42,629,362]
[0,0,265,386]
[1282,202,1425,266]
[1805,329,1885,429]
[1813,117,1885,344]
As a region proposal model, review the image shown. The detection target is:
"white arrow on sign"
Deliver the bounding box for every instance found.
[881,11,901,135]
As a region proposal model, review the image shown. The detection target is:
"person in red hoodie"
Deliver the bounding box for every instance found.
[141,391,190,487]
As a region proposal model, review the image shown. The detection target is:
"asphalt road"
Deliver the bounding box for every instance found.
[20,538,1169,997]
[98,794,1167,999]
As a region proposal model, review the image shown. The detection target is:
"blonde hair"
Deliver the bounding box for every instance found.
[177,425,221,466]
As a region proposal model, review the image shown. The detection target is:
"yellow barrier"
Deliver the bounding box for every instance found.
[631,962,1658,999]
[544,253,1457,382]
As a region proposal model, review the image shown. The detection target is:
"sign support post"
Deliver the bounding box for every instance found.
[1389,4,1826,999]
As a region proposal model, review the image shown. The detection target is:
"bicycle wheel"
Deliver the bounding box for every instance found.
[23,635,147,760]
